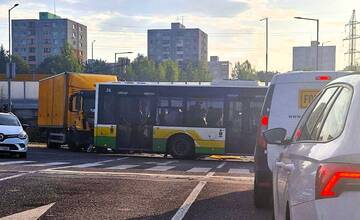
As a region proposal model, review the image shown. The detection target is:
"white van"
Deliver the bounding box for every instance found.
[253,71,349,208]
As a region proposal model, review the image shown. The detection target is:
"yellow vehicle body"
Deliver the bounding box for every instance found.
[38,72,117,130]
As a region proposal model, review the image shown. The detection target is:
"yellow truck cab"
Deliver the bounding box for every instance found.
[38,72,117,151]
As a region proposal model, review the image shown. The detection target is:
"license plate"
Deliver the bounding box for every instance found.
[299,89,320,109]
[0,146,9,151]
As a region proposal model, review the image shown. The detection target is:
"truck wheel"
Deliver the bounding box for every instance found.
[69,141,82,152]
[168,135,195,159]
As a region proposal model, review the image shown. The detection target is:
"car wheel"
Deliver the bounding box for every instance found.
[168,135,195,159]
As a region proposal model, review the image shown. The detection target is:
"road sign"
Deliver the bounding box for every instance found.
[5,63,16,79]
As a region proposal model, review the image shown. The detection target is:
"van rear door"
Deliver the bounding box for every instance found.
[266,82,321,170]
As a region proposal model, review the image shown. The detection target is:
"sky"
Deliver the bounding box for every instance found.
[0,0,358,72]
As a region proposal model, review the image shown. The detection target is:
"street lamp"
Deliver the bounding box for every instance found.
[294,16,320,71]
[91,40,95,60]
[8,3,19,112]
[260,17,269,85]
[114,52,133,74]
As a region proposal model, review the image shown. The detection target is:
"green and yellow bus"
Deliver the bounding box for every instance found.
[94,82,266,158]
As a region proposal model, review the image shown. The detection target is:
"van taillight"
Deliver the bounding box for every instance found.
[257,115,268,149]
[316,163,360,199]
[316,75,332,81]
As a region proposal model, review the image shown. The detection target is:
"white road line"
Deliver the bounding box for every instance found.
[25,162,71,167]
[0,202,55,220]
[0,161,35,166]
[186,167,211,173]
[146,166,175,171]
[228,168,251,174]
[216,162,226,169]
[70,162,103,168]
[0,173,29,182]
[106,165,139,170]
[171,171,215,220]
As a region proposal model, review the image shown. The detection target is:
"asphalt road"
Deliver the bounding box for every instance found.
[0,146,272,220]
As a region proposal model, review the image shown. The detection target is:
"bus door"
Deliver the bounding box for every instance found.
[225,97,250,154]
[116,96,155,150]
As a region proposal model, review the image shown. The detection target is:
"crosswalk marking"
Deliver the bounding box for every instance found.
[146,166,176,171]
[70,163,103,168]
[106,165,139,170]
[25,162,71,167]
[0,161,35,166]
[228,168,250,174]
[186,167,212,173]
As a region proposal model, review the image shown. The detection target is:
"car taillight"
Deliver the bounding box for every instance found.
[316,163,360,199]
[316,75,332,81]
[257,115,268,149]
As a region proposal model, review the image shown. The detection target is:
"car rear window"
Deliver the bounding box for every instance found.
[0,114,20,126]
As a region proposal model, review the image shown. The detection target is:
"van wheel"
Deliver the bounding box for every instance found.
[168,135,195,159]
[254,177,270,208]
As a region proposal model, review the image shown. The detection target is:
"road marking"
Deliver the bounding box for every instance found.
[25,162,71,167]
[0,173,29,182]
[106,165,139,170]
[186,167,211,173]
[171,171,215,220]
[146,166,175,171]
[0,202,55,220]
[0,161,35,165]
[228,168,250,174]
[144,160,179,166]
[70,162,103,168]
[216,162,226,169]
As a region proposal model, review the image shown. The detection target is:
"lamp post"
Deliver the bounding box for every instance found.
[8,3,19,112]
[260,17,269,85]
[114,52,133,74]
[294,16,319,71]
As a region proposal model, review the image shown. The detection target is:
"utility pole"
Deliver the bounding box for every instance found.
[260,18,269,85]
[91,40,95,60]
[344,10,360,70]
[8,3,19,112]
[295,16,320,71]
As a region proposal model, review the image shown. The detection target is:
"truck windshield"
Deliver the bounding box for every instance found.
[83,97,95,114]
[0,114,20,126]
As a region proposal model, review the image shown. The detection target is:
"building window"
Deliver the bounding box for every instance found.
[72,24,76,29]
[72,33,76,38]
[22,56,27,60]
[44,39,50,44]
[44,48,51,53]
[79,26,82,32]
[29,47,36,53]
[28,56,36,61]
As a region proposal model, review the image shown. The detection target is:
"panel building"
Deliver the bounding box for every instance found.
[148,23,208,65]
[12,12,87,71]
[293,41,336,71]
[208,56,232,80]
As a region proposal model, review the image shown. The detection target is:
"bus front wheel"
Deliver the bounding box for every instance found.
[168,135,195,159]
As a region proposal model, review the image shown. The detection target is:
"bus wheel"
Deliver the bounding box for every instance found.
[168,135,195,159]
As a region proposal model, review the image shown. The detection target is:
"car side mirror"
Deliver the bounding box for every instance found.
[263,128,287,145]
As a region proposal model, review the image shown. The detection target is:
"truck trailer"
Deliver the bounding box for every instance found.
[38,72,117,151]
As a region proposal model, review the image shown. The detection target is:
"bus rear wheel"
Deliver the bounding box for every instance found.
[168,135,195,159]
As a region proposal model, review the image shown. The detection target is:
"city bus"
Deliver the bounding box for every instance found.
[94,82,267,158]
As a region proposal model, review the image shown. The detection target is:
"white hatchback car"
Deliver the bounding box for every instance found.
[263,74,360,220]
[0,113,28,158]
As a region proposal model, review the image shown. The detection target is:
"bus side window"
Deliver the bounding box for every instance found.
[156,97,184,126]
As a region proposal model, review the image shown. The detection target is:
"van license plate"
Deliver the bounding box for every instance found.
[0,147,10,151]
[299,90,320,109]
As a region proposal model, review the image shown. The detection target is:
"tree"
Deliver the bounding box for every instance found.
[232,60,257,80]
[0,45,8,74]
[158,60,180,81]
[125,55,158,81]
[38,43,84,74]
[11,54,30,73]
[180,61,212,82]
[85,59,113,74]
